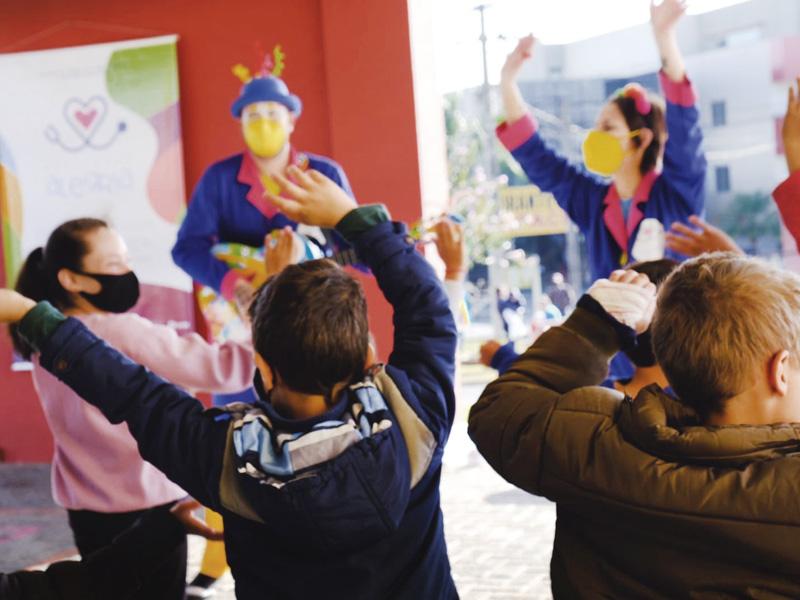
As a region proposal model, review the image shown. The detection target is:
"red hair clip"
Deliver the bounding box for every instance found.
[619,83,652,116]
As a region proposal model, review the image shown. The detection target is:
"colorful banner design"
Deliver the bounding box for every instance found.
[496,185,571,237]
[0,35,192,364]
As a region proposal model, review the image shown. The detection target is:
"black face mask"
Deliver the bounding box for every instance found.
[623,329,657,368]
[78,271,140,313]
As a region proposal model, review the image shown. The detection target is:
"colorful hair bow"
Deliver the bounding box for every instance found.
[618,83,652,116]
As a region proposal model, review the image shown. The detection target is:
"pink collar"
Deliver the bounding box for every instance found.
[237,148,308,219]
[602,170,659,254]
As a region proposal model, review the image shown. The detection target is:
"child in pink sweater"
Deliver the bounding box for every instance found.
[9,218,277,600]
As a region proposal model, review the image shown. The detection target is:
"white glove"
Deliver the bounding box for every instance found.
[587,278,656,333]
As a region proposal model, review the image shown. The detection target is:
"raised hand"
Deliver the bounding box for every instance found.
[268,166,357,229]
[0,289,36,323]
[650,0,687,36]
[431,218,466,281]
[650,0,687,82]
[479,339,503,367]
[784,77,800,173]
[169,498,224,541]
[588,270,656,333]
[500,34,535,84]
[665,216,743,257]
[264,226,298,278]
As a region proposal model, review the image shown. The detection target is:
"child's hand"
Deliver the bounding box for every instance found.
[269,166,357,228]
[783,77,800,173]
[233,279,255,320]
[265,227,297,278]
[432,218,466,281]
[588,271,656,334]
[500,35,535,84]
[169,498,224,541]
[650,0,687,37]
[0,290,37,323]
[479,340,503,367]
[665,216,743,257]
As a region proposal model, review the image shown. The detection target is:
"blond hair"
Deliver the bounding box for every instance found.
[651,252,800,419]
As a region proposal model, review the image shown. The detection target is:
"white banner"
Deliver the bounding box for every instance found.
[0,35,190,298]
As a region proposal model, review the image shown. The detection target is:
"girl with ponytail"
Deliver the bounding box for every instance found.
[9,218,263,600]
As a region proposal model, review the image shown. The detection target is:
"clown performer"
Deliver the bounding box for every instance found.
[172,47,355,600]
[495,0,705,381]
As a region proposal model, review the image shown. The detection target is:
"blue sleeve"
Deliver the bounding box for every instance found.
[352,221,457,434]
[490,342,519,375]
[171,168,233,292]
[509,133,608,232]
[661,97,707,215]
[37,318,229,511]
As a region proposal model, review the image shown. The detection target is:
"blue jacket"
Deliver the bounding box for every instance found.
[497,72,706,281]
[172,151,354,296]
[22,215,459,600]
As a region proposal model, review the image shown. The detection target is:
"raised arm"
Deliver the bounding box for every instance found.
[267,168,458,431]
[498,36,607,229]
[2,292,230,510]
[91,314,255,395]
[774,78,800,243]
[468,272,654,493]
[652,0,707,213]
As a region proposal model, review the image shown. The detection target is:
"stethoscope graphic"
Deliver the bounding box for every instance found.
[44,96,126,152]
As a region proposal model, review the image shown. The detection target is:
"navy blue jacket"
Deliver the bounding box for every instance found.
[23,216,459,599]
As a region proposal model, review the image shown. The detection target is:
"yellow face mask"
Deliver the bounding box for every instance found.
[243,118,287,158]
[582,129,640,177]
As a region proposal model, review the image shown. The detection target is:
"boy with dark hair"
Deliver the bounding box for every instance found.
[469,258,800,598]
[0,166,459,600]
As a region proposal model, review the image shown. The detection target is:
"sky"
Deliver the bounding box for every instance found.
[432,0,753,93]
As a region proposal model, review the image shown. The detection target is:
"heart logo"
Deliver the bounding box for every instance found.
[75,108,97,129]
[63,96,107,141]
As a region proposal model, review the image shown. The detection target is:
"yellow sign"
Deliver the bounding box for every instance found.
[497,185,571,237]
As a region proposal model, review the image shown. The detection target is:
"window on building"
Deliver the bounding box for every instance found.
[716,166,731,193]
[712,101,726,127]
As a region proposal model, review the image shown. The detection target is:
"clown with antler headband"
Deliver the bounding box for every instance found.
[173,46,359,599]
[172,45,357,317]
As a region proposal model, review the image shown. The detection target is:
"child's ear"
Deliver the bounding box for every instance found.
[767,349,790,396]
[254,353,275,391]
[365,342,377,370]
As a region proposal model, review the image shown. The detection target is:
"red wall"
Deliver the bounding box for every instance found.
[0,0,424,461]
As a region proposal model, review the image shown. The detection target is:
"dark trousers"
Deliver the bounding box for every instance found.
[67,505,187,600]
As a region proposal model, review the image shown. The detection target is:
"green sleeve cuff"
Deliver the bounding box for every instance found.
[18,301,67,353]
[334,204,390,241]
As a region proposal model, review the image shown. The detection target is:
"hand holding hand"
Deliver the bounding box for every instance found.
[665,216,743,257]
[169,498,224,541]
[0,289,36,323]
[432,218,466,281]
[500,35,535,84]
[268,166,357,229]
[588,270,656,333]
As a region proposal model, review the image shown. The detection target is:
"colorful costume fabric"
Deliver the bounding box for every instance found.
[172,150,353,301]
[496,71,707,282]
